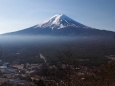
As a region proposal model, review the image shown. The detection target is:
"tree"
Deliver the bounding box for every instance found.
[88,61,115,86]
[48,49,83,86]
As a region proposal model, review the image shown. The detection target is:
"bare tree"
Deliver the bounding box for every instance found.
[47,48,84,86]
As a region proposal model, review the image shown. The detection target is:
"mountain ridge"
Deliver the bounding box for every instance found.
[3,14,115,37]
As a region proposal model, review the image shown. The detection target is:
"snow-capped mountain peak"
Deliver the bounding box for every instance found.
[4,14,114,37]
[35,14,89,30]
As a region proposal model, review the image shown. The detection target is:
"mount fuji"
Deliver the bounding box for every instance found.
[35,14,90,29]
[4,14,115,36]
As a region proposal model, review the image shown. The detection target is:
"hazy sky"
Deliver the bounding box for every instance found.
[0,0,115,34]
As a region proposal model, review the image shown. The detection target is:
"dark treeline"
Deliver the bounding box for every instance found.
[0,36,115,65]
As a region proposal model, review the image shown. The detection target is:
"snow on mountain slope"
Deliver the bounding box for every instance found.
[4,14,114,37]
[34,14,90,30]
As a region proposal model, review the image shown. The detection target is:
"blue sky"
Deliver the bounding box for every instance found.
[0,0,115,34]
